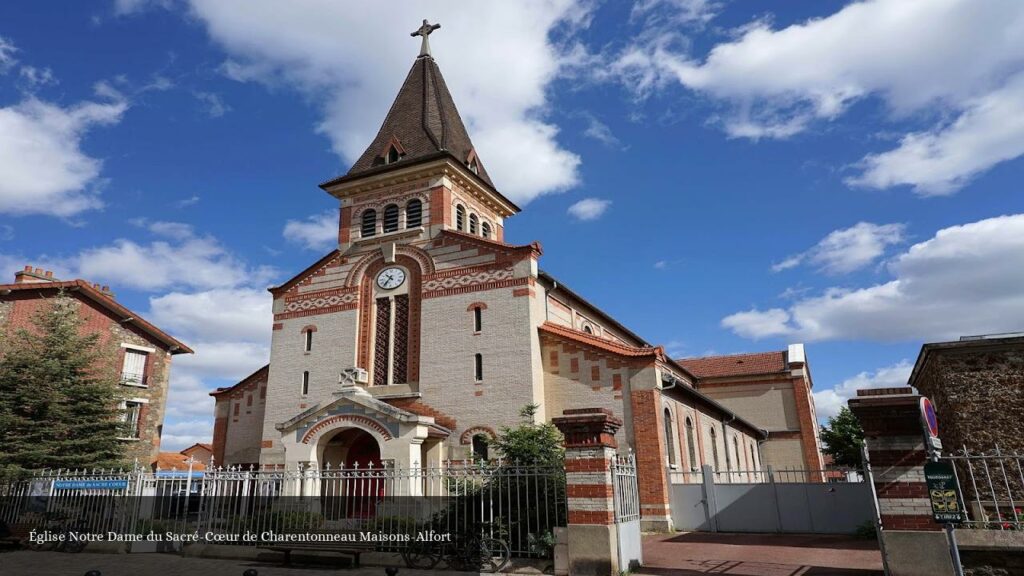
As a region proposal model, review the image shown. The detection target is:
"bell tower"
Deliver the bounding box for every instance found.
[318,19,520,250]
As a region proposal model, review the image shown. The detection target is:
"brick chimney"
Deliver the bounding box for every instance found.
[14,266,59,284]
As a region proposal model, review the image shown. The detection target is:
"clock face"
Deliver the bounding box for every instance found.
[376,267,406,290]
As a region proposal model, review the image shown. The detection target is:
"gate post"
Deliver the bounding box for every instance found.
[849,387,954,576]
[553,408,623,576]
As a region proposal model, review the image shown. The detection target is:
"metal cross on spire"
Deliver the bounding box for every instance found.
[411,19,441,58]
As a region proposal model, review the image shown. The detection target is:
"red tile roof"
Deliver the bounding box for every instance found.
[154,452,207,471]
[679,351,788,378]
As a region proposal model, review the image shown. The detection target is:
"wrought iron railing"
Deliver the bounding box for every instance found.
[943,446,1024,530]
[668,465,864,485]
[612,454,640,522]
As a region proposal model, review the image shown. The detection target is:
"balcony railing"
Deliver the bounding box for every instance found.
[120,372,147,387]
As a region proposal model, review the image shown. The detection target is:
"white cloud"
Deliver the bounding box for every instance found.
[18,66,58,90]
[579,113,623,148]
[567,198,611,221]
[0,94,127,217]
[75,235,276,291]
[773,222,905,275]
[632,0,719,28]
[611,0,1024,193]
[654,260,668,270]
[149,288,272,343]
[0,36,16,73]
[113,0,173,16]
[175,195,200,208]
[814,360,912,422]
[187,0,588,204]
[724,214,1024,342]
[159,417,213,453]
[847,73,1024,195]
[193,91,231,118]
[283,210,337,251]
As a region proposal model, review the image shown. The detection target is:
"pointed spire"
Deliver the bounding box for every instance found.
[328,22,495,189]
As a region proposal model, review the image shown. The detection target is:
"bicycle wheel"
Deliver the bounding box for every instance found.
[477,537,510,573]
[402,539,441,569]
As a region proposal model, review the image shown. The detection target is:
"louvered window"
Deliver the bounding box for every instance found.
[481,222,491,239]
[469,214,479,235]
[361,209,377,237]
[406,199,422,228]
[456,205,466,231]
[121,349,148,386]
[387,146,400,164]
[383,204,399,233]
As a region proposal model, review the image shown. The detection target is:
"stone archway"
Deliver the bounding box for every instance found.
[318,427,382,469]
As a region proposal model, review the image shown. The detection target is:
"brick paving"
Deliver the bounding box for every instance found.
[639,532,884,576]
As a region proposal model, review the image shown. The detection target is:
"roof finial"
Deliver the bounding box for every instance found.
[411,19,441,58]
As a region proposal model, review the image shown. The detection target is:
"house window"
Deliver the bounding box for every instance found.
[304,330,313,352]
[469,158,479,174]
[710,427,720,471]
[121,349,148,387]
[383,204,399,233]
[386,145,400,164]
[472,434,489,461]
[456,205,466,231]
[122,401,142,439]
[473,307,482,332]
[664,408,677,466]
[302,371,310,396]
[685,417,697,469]
[474,353,483,381]
[469,214,479,235]
[481,222,491,239]
[583,325,593,335]
[361,209,377,237]
[406,199,422,228]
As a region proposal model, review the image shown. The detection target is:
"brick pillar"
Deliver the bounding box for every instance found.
[553,408,623,576]
[849,387,954,576]
[630,389,673,531]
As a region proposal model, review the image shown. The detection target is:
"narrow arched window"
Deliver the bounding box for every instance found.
[469,214,479,235]
[751,442,759,469]
[361,209,377,237]
[481,222,491,239]
[474,353,483,381]
[710,427,720,471]
[301,371,310,396]
[474,307,482,332]
[387,145,400,164]
[469,158,479,174]
[733,437,740,471]
[472,434,489,461]
[583,325,593,334]
[685,418,697,469]
[383,204,399,233]
[664,408,677,466]
[456,205,466,231]
[406,199,422,228]
[304,330,313,352]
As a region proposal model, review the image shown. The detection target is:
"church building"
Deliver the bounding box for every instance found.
[210,23,776,530]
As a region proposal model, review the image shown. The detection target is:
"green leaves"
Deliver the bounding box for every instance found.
[819,407,865,469]
[0,292,127,473]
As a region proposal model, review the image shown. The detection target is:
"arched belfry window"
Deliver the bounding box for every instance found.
[361,209,377,237]
[664,408,677,466]
[472,434,489,461]
[481,222,491,239]
[383,204,399,233]
[469,214,479,235]
[370,266,411,387]
[406,199,422,228]
[456,205,466,231]
[386,145,400,164]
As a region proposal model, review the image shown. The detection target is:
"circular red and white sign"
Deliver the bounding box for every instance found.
[921,397,939,438]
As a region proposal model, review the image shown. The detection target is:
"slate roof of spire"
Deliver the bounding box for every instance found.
[326,54,494,188]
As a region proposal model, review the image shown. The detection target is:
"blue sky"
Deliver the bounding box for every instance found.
[2,0,1023,450]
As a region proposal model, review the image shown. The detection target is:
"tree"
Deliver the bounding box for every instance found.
[491,404,564,466]
[820,407,865,468]
[0,292,127,475]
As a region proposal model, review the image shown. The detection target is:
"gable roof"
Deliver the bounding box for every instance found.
[327,54,493,188]
[0,279,192,354]
[679,351,788,378]
[211,364,270,397]
[268,249,342,297]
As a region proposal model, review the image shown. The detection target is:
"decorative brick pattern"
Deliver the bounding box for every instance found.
[552,409,621,529]
[300,414,394,444]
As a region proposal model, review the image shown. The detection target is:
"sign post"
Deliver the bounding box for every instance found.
[920,397,964,576]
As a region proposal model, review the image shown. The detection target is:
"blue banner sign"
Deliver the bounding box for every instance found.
[53,480,129,490]
[154,471,204,479]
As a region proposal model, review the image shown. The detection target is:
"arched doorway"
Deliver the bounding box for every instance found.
[317,428,383,520]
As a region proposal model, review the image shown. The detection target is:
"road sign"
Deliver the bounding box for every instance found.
[924,461,963,524]
[920,397,942,450]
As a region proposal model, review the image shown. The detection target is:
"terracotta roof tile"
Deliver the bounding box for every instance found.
[154,452,207,471]
[679,351,788,378]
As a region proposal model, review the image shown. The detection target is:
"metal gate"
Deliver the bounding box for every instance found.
[612,454,642,570]
[669,465,874,534]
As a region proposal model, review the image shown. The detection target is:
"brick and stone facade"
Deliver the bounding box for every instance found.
[210,39,775,529]
[0,267,192,465]
[908,334,1024,453]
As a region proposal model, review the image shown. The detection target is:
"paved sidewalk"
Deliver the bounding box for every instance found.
[0,550,475,576]
[640,532,884,576]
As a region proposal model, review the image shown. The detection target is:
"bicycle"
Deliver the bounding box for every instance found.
[402,528,510,573]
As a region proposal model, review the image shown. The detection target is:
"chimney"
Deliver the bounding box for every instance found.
[14,265,59,284]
